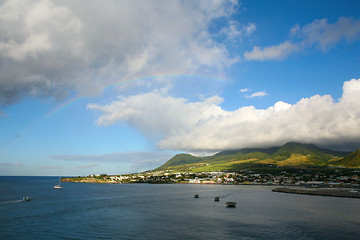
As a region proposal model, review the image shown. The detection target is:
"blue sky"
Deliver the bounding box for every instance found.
[1,0,360,176]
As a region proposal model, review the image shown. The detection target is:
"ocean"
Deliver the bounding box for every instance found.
[1,176,359,239]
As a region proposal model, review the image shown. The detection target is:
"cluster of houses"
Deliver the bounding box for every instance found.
[83,169,360,188]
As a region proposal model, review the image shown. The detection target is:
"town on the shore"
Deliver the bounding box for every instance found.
[63,168,360,189]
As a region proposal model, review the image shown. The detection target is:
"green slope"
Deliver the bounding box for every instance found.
[212,146,279,157]
[333,149,360,167]
[272,142,347,165]
[156,153,200,170]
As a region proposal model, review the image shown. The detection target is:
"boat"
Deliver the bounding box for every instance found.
[214,196,220,201]
[226,202,236,207]
[22,197,32,201]
[53,169,63,189]
[194,194,199,198]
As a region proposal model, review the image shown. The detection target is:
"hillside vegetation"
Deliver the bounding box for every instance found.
[334,149,360,167]
[155,142,359,172]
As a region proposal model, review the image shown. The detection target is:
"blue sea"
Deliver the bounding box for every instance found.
[1,177,360,239]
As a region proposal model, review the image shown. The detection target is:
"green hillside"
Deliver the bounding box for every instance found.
[156,153,200,170]
[333,149,360,167]
[212,146,278,157]
[272,142,346,165]
[155,142,355,172]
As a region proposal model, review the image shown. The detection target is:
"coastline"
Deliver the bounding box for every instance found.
[63,177,360,198]
[62,178,116,184]
[272,187,360,199]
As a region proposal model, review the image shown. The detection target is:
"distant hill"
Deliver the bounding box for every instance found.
[155,142,356,172]
[333,149,360,167]
[272,142,348,165]
[156,153,200,170]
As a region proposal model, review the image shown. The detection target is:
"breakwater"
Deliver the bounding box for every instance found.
[272,187,360,198]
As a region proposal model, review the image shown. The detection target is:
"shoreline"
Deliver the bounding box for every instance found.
[63,178,360,198]
[272,187,360,199]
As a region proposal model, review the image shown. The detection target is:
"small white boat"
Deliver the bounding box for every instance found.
[22,197,32,201]
[53,169,63,189]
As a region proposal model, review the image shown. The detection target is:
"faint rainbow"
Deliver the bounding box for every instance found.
[45,74,229,118]
[46,96,84,118]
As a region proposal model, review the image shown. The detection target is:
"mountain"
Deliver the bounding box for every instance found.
[156,153,200,170]
[212,146,279,157]
[275,142,323,156]
[155,142,355,171]
[333,149,360,167]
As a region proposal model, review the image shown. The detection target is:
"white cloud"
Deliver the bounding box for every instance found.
[245,17,360,61]
[41,166,61,169]
[239,88,249,92]
[294,17,360,51]
[88,91,225,140]
[74,164,98,171]
[244,41,299,61]
[0,0,240,105]
[90,79,360,152]
[0,162,22,167]
[246,90,268,98]
[220,21,256,40]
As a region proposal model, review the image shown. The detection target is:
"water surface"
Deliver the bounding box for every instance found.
[1,177,359,239]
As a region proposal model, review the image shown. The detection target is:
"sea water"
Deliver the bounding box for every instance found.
[1,176,360,239]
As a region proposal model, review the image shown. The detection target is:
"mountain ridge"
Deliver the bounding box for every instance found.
[155,142,358,171]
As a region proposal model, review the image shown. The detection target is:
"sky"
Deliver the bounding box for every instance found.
[1,0,360,176]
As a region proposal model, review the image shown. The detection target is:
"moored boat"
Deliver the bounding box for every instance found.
[226,202,236,207]
[54,169,63,189]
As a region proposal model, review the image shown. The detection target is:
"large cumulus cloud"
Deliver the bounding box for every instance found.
[89,79,360,152]
[0,0,240,105]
